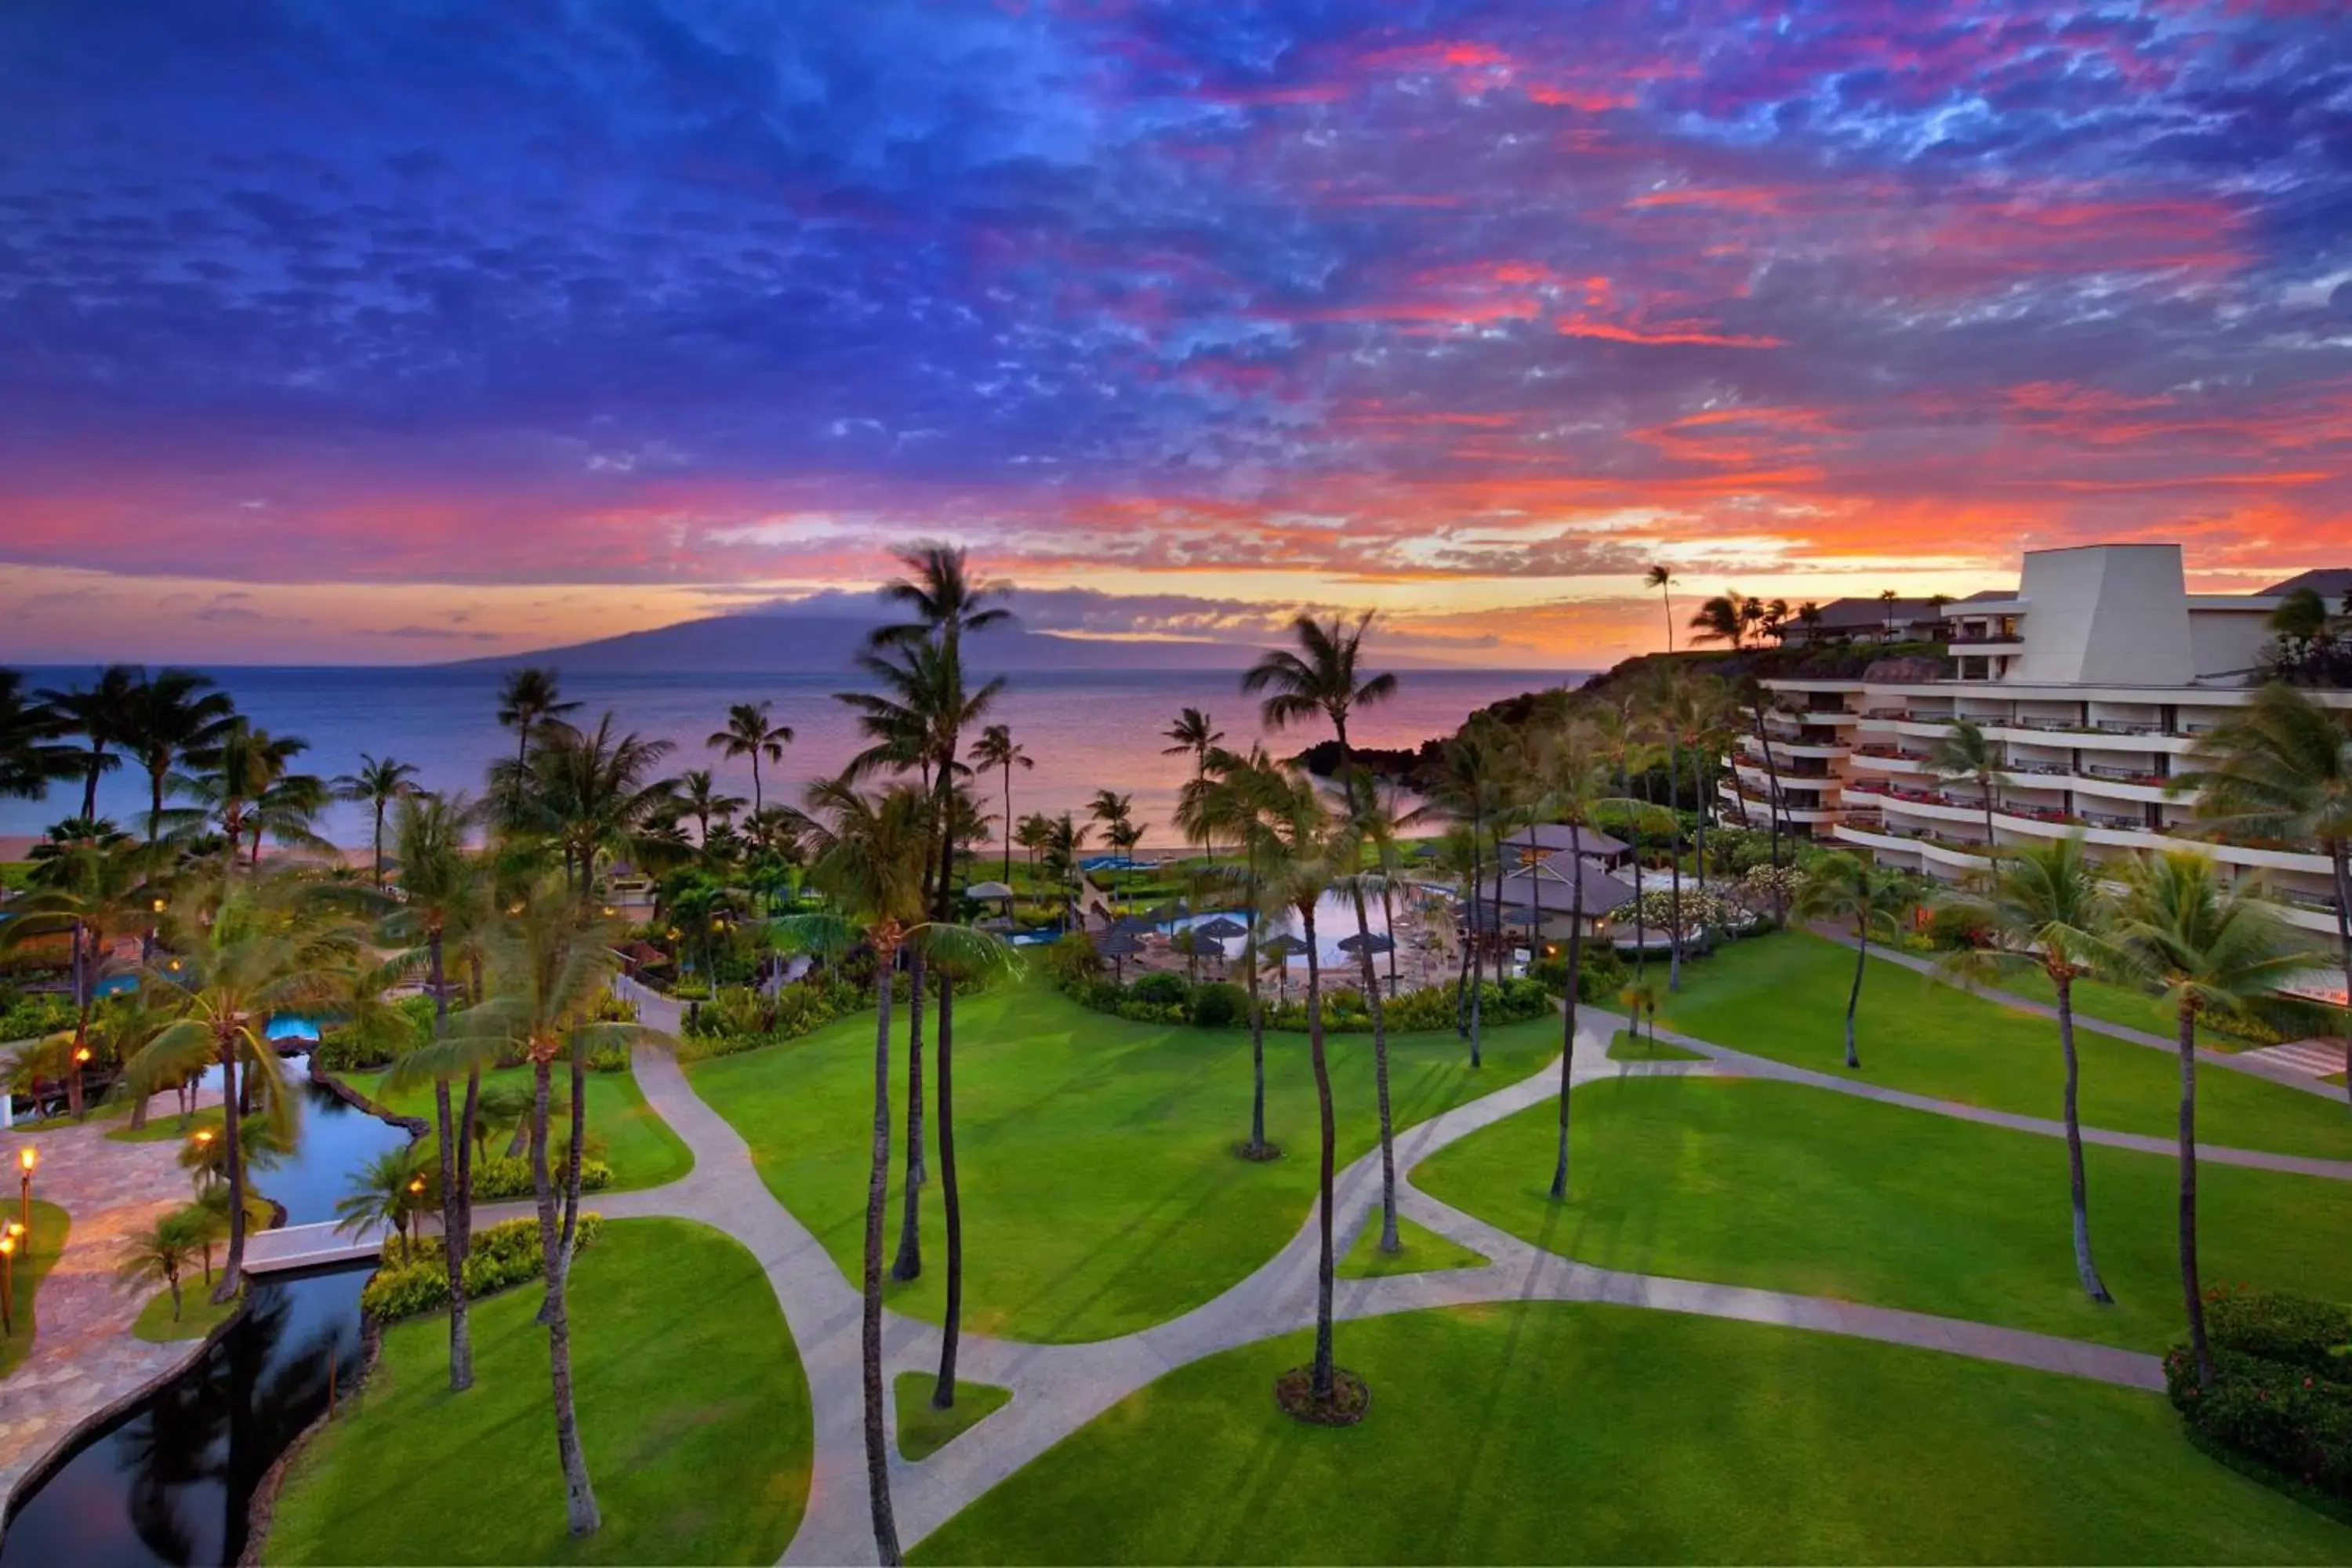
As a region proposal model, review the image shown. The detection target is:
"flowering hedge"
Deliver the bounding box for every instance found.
[361,1213,604,1321]
[2166,1285,2352,1500]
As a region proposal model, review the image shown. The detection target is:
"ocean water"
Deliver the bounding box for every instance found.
[5,666,1571,847]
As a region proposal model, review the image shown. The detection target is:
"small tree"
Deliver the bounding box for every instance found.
[1793,852,1908,1070]
[116,1208,209,1322]
[1927,717,2004,848]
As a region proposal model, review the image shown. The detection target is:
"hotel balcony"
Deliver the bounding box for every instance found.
[1720,781,1847,826]
[1847,745,1932,774]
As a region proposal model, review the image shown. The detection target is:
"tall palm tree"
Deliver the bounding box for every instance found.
[1733,674,1788,908]
[118,668,238,848]
[1937,836,2120,1303]
[332,753,418,889]
[495,669,579,822]
[380,790,494,1390]
[1417,716,1510,1062]
[120,877,369,1298]
[2114,851,2327,1390]
[0,670,77,803]
[1088,789,1136,909]
[777,777,935,1563]
[334,1142,433,1252]
[1928,717,2003,848]
[674,768,747,854]
[1163,709,1225,864]
[247,767,333,868]
[706,701,794,816]
[1644,564,1678,652]
[1243,612,1399,771]
[517,715,677,894]
[38,664,141,820]
[1183,744,1280,1154]
[1686,590,1748,648]
[423,880,661,1537]
[1333,768,1405,1250]
[1014,811,1051,883]
[1638,664,1694,989]
[1792,851,1909,1070]
[170,721,312,873]
[1043,813,1088,926]
[1532,717,1613,1200]
[968,724,1033,882]
[1255,766,1359,1411]
[2172,684,2352,1103]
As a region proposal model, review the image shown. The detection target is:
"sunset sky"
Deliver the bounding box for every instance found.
[2,1,2347,668]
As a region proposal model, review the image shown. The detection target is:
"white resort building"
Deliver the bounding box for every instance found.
[1723,543,2350,971]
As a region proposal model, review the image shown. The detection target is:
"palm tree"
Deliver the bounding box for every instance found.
[416,880,662,1537]
[38,664,140,820]
[516,715,677,894]
[1417,716,1510,1062]
[1043,813,1088,927]
[379,790,494,1389]
[1013,811,1051,884]
[706,701,794,816]
[1937,836,2120,1303]
[9,822,158,1118]
[1243,612,1399,772]
[118,669,238,848]
[1928,717,2003,848]
[674,768,747,854]
[334,1142,433,1252]
[1878,587,1901,637]
[1183,745,1280,1155]
[1686,590,1747,648]
[776,777,931,1563]
[2114,851,2328,1389]
[1333,768,1404,1250]
[247,768,333,868]
[1163,709,1225,864]
[968,724,1033,883]
[1254,767,1357,1414]
[1733,675,1788,908]
[1638,664,1696,989]
[2172,684,2352,1104]
[1645,564,1678,652]
[170,721,314,873]
[1798,601,1824,637]
[1532,717,1613,1200]
[120,877,369,1298]
[495,668,579,821]
[0,670,77,803]
[116,1209,210,1323]
[1793,851,1909,1070]
[332,753,418,889]
[1088,789,1136,909]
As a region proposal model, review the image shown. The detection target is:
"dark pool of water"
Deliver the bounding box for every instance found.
[1,1069,409,1567]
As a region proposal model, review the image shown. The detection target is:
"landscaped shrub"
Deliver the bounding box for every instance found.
[0,991,74,1044]
[2167,1286,2352,1501]
[586,1044,631,1073]
[1131,971,1190,1007]
[362,1213,604,1321]
[1923,903,1987,951]
[1187,981,1246,1028]
[676,973,866,1058]
[1041,932,1098,987]
[469,1152,613,1200]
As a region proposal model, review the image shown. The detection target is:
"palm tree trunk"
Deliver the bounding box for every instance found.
[2177,1004,2213,1389]
[1352,887,1399,1252]
[1751,704,1785,917]
[934,973,963,1406]
[373,801,387,890]
[1380,884,1398,993]
[1843,924,1867,1070]
[1549,823,1585,1200]
[2053,976,2113,1304]
[2331,844,2350,1112]
[529,1055,600,1535]
[1457,829,1478,1039]
[862,956,903,1563]
[1303,909,1337,1402]
[1002,767,1014,882]
[1983,779,1996,851]
[891,952,926,1283]
[214,1035,245,1303]
[1667,740,1685,992]
[750,753,763,818]
[426,931,474,1390]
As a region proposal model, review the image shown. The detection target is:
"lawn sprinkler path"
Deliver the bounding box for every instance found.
[602,978,2323,1566]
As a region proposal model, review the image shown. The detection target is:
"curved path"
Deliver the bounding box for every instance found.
[601,978,2339,1564]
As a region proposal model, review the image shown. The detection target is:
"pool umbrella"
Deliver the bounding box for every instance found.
[1144,904,1177,925]
[1257,932,1309,1006]
[1193,915,1250,978]
[1337,931,1395,954]
[965,880,1015,903]
[1097,927,1144,982]
[1112,913,1158,936]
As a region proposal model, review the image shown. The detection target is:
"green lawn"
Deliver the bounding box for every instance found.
[688,975,1562,1342]
[1657,934,2352,1160]
[107,1105,225,1144]
[0,1199,69,1381]
[263,1219,808,1566]
[1416,1075,2352,1353]
[132,1282,241,1342]
[914,1303,2349,1564]
[1337,1213,1488,1278]
[1607,1029,1707,1062]
[356,1065,693,1193]
[895,1371,1011,1461]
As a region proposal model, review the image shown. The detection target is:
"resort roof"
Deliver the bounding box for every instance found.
[2260,568,2352,601]
[1474,861,1637,918]
[1499,823,1631,860]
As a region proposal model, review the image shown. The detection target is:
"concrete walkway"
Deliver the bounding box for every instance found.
[595,985,2211,1564]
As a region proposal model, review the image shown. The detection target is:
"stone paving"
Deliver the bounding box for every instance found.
[0,1083,227,1517]
[606,978,2262,1566]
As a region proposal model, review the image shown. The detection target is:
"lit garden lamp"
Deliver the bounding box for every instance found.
[191,1127,215,1195]
[16,1145,33,1237]
[408,1174,428,1246]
